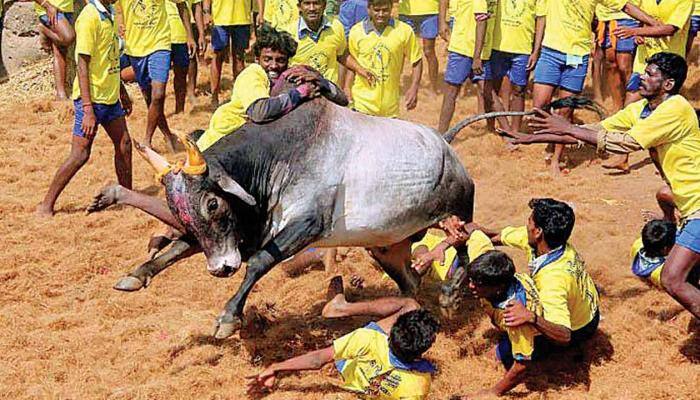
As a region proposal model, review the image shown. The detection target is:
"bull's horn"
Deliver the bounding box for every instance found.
[134,141,171,176]
[177,132,207,175]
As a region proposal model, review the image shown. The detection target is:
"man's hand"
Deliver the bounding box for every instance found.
[472,57,483,76]
[412,245,446,274]
[296,82,321,100]
[197,35,207,58]
[405,87,418,110]
[635,36,645,45]
[286,67,322,85]
[503,300,535,328]
[357,67,378,87]
[526,51,539,71]
[187,38,197,59]
[45,3,58,26]
[439,216,466,238]
[120,92,133,116]
[439,19,451,42]
[245,367,277,394]
[256,12,265,27]
[81,106,98,139]
[613,26,638,40]
[528,108,573,135]
[203,11,212,28]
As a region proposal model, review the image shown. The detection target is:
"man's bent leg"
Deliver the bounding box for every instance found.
[322,275,420,319]
[88,185,185,231]
[661,244,700,318]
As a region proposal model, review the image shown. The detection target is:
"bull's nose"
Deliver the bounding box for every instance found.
[209,264,237,278]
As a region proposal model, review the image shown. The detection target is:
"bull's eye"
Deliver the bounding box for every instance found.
[207,198,219,214]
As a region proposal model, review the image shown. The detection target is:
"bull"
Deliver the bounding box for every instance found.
[91,81,475,339]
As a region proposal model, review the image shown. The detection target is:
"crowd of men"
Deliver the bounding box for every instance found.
[5,0,698,397]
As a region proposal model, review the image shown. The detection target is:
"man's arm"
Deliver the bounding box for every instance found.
[527,16,546,71]
[503,298,572,345]
[76,54,98,138]
[622,2,659,27]
[176,2,196,57]
[246,347,335,393]
[339,52,377,86]
[472,17,487,74]
[438,0,450,41]
[615,24,677,40]
[193,1,206,56]
[493,361,528,395]
[202,0,211,27]
[246,83,320,123]
[405,59,422,110]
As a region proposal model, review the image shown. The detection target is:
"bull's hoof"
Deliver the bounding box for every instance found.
[113,275,148,292]
[212,313,242,339]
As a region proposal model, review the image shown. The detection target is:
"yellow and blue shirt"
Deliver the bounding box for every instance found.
[500,226,600,331]
[348,18,423,118]
[601,96,700,218]
[448,0,498,60]
[633,0,693,73]
[630,238,665,288]
[291,17,347,84]
[197,63,270,150]
[333,322,435,399]
[72,0,121,105]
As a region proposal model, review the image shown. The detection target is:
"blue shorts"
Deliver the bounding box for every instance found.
[211,25,251,54]
[676,219,700,254]
[626,72,641,92]
[491,50,530,87]
[444,51,492,85]
[72,99,125,137]
[39,11,74,27]
[128,50,171,91]
[119,53,131,70]
[533,47,589,94]
[597,19,639,53]
[171,43,190,68]
[690,15,700,38]
[399,14,439,40]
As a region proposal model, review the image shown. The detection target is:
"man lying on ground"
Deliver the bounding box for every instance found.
[246,277,439,399]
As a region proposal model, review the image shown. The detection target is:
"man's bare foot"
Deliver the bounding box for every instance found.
[641,209,664,222]
[326,275,344,300]
[602,155,630,172]
[322,276,349,318]
[87,185,123,213]
[550,161,562,177]
[35,203,54,218]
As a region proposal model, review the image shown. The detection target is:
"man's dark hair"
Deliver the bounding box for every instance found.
[467,250,515,287]
[253,23,298,58]
[389,309,439,363]
[642,220,676,258]
[529,198,575,249]
[368,0,393,7]
[647,52,688,95]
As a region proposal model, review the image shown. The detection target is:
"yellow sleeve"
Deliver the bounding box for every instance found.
[628,99,695,149]
[234,66,270,110]
[630,237,643,260]
[506,325,538,360]
[499,226,531,251]
[348,26,360,58]
[264,0,276,22]
[336,21,348,56]
[535,0,547,16]
[74,12,97,56]
[537,270,572,329]
[474,0,488,14]
[666,0,693,29]
[599,0,626,12]
[333,329,370,361]
[407,27,423,65]
[467,230,495,261]
[600,101,642,133]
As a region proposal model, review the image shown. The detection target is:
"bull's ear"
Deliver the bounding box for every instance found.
[215,175,257,206]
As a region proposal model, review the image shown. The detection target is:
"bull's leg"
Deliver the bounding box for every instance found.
[213,217,323,339]
[87,185,185,232]
[368,238,421,296]
[114,237,202,292]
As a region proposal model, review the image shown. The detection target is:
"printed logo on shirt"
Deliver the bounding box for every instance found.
[130,0,161,29]
[368,42,392,82]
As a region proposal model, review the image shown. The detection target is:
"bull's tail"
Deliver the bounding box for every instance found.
[442,96,607,144]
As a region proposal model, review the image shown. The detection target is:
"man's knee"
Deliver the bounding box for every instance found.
[71,146,91,165]
[150,84,167,102]
[121,132,132,150]
[661,264,684,296]
[422,40,436,57]
[511,84,526,98]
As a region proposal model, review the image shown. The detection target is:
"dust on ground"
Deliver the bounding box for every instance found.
[0,42,699,399]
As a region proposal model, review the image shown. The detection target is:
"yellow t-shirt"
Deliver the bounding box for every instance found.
[595,0,639,22]
[695,0,700,16]
[197,64,270,151]
[542,0,627,56]
[602,96,700,218]
[633,0,693,73]
[35,0,74,16]
[263,0,299,34]
[71,3,121,105]
[483,273,543,361]
[117,0,178,57]
[410,230,494,282]
[448,0,498,60]
[492,0,547,55]
[348,19,423,118]
[213,0,252,26]
[630,238,665,288]
[333,323,434,399]
[500,226,600,331]
[166,0,190,44]
[398,0,439,16]
[290,18,347,85]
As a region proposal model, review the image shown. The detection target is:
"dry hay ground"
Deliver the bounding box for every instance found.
[1,46,699,399]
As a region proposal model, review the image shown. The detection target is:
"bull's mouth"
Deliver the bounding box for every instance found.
[209,264,238,278]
